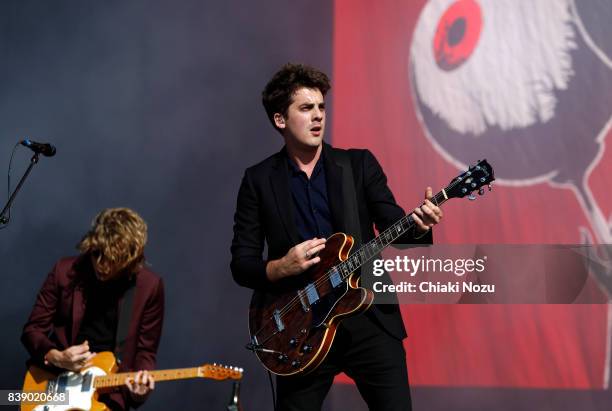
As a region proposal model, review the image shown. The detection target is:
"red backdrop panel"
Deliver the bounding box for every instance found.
[332,0,612,389]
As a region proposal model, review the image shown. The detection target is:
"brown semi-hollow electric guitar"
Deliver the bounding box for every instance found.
[248,160,494,376]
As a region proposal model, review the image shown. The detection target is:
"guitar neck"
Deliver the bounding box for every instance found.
[94,367,202,388]
[337,188,449,281]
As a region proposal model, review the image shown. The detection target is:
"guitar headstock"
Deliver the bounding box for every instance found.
[444,159,495,200]
[199,363,243,381]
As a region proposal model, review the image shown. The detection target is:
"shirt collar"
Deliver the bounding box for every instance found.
[286,149,325,178]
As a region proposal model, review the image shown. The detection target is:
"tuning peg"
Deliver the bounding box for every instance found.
[467,193,477,201]
[478,187,485,196]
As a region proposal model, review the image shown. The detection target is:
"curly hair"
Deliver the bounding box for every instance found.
[262,63,331,130]
[78,207,147,278]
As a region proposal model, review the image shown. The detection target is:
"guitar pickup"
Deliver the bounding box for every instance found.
[81,373,93,391]
[329,267,342,288]
[305,283,319,305]
[57,375,67,393]
[273,309,285,332]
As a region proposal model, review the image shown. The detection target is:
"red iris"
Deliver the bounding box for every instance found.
[433,0,482,71]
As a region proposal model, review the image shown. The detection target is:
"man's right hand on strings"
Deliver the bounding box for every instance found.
[44,340,97,372]
[266,237,327,282]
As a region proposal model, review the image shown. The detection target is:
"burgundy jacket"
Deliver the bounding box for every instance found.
[21,256,165,410]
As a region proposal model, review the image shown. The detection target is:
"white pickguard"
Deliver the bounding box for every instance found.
[33,366,107,411]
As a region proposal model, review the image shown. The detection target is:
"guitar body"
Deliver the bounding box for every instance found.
[21,351,117,411]
[249,232,374,376]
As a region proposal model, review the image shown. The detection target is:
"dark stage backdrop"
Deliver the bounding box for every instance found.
[0,1,332,410]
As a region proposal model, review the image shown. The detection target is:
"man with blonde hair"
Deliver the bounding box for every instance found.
[22,207,164,410]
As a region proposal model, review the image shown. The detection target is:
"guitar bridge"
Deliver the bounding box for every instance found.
[297,290,310,312]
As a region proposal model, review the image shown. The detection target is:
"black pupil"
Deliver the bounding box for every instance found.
[447,17,466,46]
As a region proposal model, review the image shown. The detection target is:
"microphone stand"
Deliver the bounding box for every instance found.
[226,380,243,411]
[0,152,40,226]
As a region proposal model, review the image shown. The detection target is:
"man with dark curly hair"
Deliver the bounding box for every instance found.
[231,63,443,410]
[22,208,164,410]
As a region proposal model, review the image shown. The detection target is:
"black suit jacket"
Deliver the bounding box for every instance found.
[230,143,432,340]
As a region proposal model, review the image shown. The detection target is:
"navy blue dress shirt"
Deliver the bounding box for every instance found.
[288,155,333,241]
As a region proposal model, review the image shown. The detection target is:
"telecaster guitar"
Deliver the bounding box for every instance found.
[21,351,243,411]
[248,159,495,376]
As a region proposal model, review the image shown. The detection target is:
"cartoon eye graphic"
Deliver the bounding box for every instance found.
[433,0,482,71]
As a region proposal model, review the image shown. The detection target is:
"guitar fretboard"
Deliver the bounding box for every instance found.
[94,367,202,388]
[332,189,449,281]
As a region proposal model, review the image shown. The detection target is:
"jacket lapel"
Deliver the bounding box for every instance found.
[70,257,91,344]
[270,149,301,245]
[71,285,85,344]
[323,144,346,234]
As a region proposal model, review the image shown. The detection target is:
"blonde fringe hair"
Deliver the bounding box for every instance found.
[78,208,148,276]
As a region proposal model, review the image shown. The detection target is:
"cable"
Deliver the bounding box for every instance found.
[267,369,277,411]
[245,342,277,410]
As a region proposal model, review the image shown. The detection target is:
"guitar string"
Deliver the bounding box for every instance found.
[274,194,442,320]
[256,173,471,336]
[272,183,456,319]
[305,166,490,292]
[261,193,439,330]
[266,172,470,326]
[94,366,240,387]
[255,167,489,339]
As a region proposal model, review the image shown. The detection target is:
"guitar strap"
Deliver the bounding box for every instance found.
[336,151,362,248]
[115,277,136,364]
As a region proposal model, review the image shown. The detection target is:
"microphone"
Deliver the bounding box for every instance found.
[20,139,56,157]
